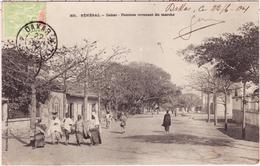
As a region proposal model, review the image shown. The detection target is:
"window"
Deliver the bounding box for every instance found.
[52,97,60,117]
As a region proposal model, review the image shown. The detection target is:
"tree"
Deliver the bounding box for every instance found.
[177,93,202,112]
[187,67,232,127]
[2,41,54,117]
[93,62,179,115]
[2,40,113,144]
[180,22,259,138]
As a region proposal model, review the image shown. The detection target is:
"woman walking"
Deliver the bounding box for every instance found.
[162,110,171,134]
[105,111,112,128]
[120,112,127,134]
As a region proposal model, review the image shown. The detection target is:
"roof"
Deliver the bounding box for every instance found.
[51,80,98,98]
[66,89,98,98]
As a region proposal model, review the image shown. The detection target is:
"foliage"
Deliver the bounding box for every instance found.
[177,93,202,112]
[180,22,259,84]
[2,42,53,118]
[92,62,180,114]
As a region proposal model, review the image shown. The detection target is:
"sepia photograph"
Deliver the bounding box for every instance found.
[1,2,259,165]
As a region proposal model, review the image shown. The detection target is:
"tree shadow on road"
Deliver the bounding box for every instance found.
[217,125,259,143]
[122,134,233,147]
[110,131,123,134]
[194,118,234,123]
[152,131,164,133]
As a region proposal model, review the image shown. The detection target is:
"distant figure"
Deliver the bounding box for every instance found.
[75,115,84,146]
[120,112,127,134]
[105,111,112,128]
[162,110,171,134]
[48,112,62,144]
[62,113,74,145]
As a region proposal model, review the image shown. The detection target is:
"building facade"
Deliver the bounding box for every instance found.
[39,90,99,122]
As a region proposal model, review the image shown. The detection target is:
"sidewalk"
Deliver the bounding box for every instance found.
[2,113,259,165]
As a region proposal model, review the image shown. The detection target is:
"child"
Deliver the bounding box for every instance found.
[120,112,127,134]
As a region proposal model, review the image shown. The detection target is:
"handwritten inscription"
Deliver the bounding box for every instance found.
[165,3,250,14]
[173,15,225,40]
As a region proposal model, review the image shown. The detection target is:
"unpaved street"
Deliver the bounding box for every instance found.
[3,113,259,165]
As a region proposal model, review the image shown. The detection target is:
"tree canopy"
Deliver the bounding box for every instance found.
[180,22,259,84]
[92,62,180,114]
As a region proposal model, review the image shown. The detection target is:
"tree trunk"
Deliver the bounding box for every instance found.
[63,92,67,119]
[207,93,210,123]
[62,54,67,119]
[83,62,88,121]
[213,91,217,126]
[30,83,37,145]
[98,93,101,123]
[242,81,246,139]
[83,81,88,121]
[224,93,228,131]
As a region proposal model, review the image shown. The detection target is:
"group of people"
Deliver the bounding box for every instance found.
[33,112,101,148]
[33,109,171,149]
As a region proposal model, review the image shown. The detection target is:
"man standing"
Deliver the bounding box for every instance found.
[162,110,171,134]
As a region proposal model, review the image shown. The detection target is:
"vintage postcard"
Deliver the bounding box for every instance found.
[1,1,259,165]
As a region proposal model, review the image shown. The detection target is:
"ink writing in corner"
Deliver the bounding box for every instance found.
[173,15,225,40]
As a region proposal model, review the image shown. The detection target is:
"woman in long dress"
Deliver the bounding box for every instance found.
[162,110,171,134]
[48,113,62,144]
[75,115,84,146]
[34,119,47,148]
[89,115,102,145]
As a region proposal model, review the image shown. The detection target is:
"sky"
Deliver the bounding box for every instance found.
[4,2,258,87]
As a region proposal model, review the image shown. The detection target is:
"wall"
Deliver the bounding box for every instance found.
[66,95,99,121]
[232,96,259,127]
[39,91,64,121]
[201,93,233,116]
[3,118,34,137]
[67,96,83,121]
[232,109,259,127]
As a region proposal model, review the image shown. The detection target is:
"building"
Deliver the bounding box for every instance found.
[231,82,259,127]
[4,86,100,136]
[39,88,99,122]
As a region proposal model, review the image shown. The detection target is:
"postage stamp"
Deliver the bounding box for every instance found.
[3,2,46,39]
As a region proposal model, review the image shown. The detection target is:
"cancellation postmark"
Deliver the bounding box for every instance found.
[16,21,58,62]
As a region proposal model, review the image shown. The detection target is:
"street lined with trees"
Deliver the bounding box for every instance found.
[180,22,259,138]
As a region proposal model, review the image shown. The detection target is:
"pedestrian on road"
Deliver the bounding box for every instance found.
[75,115,84,146]
[120,112,127,134]
[162,110,171,134]
[105,111,112,128]
[48,112,62,144]
[62,113,74,145]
